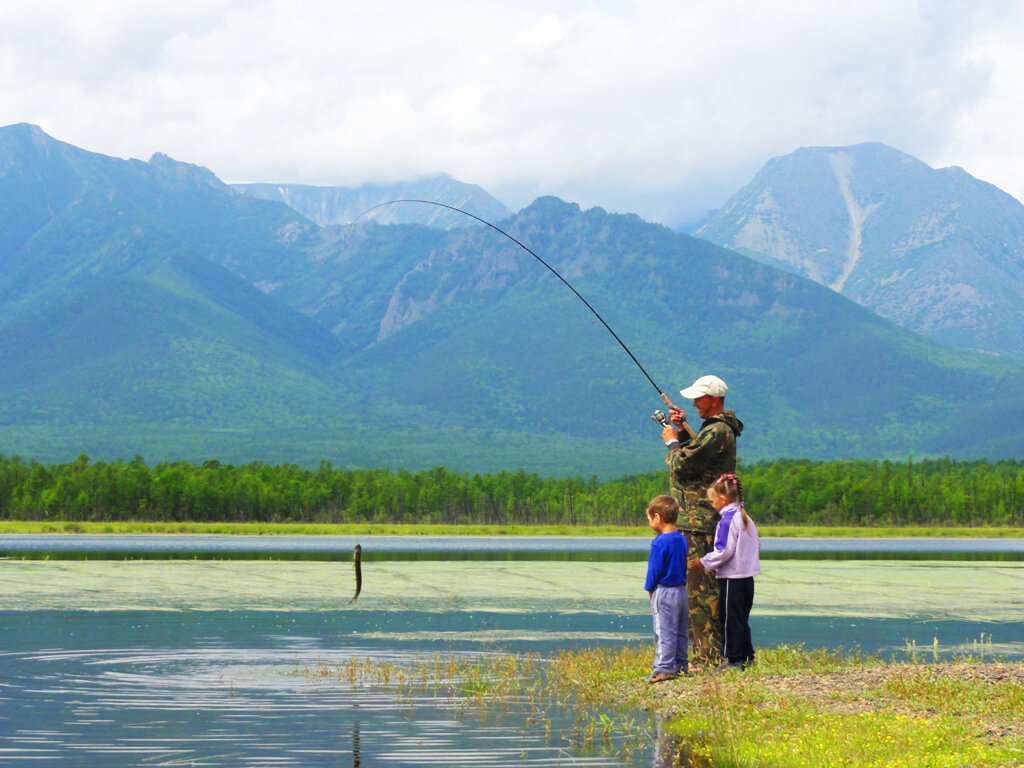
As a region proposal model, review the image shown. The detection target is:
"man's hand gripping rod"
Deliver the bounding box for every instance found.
[653,392,697,441]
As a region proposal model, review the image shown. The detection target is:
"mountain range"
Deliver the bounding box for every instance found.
[1,123,1022,476]
[231,175,511,230]
[697,142,1024,358]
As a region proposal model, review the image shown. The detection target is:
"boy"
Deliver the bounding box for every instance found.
[644,494,689,682]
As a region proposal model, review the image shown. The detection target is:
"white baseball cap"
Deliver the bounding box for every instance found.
[680,374,728,399]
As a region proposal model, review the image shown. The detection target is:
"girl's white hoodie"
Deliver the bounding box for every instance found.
[700,501,761,578]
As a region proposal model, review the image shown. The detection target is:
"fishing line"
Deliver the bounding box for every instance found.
[351,199,671,402]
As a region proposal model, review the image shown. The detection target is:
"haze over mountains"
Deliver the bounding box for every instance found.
[232,175,511,230]
[1,123,1022,475]
[698,143,1024,358]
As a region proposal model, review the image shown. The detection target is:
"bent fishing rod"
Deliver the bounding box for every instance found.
[350,199,682,414]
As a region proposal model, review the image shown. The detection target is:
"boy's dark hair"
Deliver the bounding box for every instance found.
[646,494,681,524]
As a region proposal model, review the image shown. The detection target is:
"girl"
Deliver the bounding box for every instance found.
[696,473,760,670]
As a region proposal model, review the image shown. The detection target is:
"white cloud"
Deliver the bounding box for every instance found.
[938,5,1024,202]
[0,0,1020,224]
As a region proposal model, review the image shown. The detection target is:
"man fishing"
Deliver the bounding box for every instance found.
[357,206,745,663]
[659,374,744,667]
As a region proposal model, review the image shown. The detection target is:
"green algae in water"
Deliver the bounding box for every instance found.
[2,559,1022,622]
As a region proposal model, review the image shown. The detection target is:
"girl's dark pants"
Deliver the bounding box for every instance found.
[717,576,755,664]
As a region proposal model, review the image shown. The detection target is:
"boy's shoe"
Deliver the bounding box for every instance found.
[711,661,745,673]
[646,672,678,684]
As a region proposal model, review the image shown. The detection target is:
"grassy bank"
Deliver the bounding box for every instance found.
[548,644,1024,767]
[501,645,1022,767]
[305,644,1024,766]
[0,520,640,536]
[2,520,1024,537]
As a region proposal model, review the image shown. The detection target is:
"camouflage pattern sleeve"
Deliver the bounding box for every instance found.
[665,422,731,485]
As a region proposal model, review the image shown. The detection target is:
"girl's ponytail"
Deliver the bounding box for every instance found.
[711,473,750,531]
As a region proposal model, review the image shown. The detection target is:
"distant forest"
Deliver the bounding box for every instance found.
[0,454,1021,527]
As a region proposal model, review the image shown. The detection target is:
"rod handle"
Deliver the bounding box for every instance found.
[660,392,696,440]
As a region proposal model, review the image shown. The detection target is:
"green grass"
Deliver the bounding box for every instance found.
[677,707,1019,768]
[762,525,1024,538]
[299,644,1024,767]
[884,668,1024,722]
[544,644,1024,768]
[1,520,1022,537]
[0,520,647,536]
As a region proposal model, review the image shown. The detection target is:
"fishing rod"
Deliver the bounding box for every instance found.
[350,199,681,414]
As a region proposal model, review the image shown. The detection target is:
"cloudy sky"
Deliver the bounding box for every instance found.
[2,0,1022,226]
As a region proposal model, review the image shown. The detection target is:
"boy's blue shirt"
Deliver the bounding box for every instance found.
[644,531,688,592]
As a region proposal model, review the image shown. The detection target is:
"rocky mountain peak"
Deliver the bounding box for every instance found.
[697,142,1024,357]
[147,152,226,189]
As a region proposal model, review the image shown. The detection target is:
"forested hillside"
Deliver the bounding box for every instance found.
[2,124,1024,474]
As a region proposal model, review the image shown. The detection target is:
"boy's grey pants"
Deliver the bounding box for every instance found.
[651,584,689,674]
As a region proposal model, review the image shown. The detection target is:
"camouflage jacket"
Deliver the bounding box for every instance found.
[665,410,744,532]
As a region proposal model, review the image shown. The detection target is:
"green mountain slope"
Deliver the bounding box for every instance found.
[1,124,1022,475]
[0,249,370,464]
[0,124,360,463]
[0,123,320,294]
[331,198,1024,464]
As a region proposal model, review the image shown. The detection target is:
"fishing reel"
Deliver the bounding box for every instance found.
[651,409,671,428]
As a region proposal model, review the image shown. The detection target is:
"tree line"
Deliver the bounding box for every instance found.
[0,454,1021,527]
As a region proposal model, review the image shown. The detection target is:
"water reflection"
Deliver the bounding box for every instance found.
[3,608,1019,766]
[0,637,637,767]
[650,715,674,768]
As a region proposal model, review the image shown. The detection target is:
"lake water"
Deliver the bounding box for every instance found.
[4,534,1024,558]
[2,536,1022,766]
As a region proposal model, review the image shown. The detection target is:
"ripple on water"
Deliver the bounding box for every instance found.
[0,645,636,767]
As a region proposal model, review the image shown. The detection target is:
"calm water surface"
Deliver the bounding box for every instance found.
[1,611,643,767]
[3,534,1024,559]
[2,535,1023,766]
